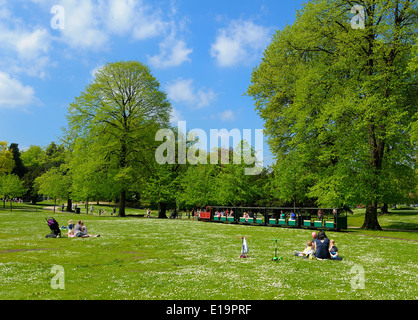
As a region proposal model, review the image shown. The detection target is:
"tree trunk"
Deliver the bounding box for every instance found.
[362,202,382,230]
[118,140,127,218]
[158,202,168,219]
[119,189,126,217]
[381,203,388,214]
[66,198,73,212]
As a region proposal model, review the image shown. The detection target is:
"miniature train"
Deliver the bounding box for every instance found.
[199,206,348,231]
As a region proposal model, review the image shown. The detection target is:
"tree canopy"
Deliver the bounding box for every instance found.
[248,0,417,229]
[65,61,172,217]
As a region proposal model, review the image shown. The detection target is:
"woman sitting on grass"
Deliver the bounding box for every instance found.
[314,230,330,260]
[73,220,100,238]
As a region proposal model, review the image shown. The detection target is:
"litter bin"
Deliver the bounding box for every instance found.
[75,208,81,214]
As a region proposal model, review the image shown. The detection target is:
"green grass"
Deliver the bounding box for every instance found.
[348,208,418,230]
[0,205,417,300]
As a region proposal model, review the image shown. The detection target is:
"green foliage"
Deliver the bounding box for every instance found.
[247,0,417,229]
[9,143,26,178]
[177,162,219,208]
[0,141,15,175]
[21,145,45,168]
[65,61,172,216]
[35,167,71,209]
[0,174,27,210]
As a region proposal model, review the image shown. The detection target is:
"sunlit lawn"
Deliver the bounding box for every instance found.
[0,205,417,300]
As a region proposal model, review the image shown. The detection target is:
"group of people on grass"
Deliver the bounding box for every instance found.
[65,220,100,238]
[294,230,341,260]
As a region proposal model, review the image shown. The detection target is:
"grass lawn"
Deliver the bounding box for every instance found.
[0,205,417,300]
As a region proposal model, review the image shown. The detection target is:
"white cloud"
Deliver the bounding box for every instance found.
[15,28,50,61]
[148,35,192,69]
[104,0,137,35]
[0,72,38,109]
[218,110,236,122]
[0,4,51,78]
[166,78,196,105]
[166,78,216,109]
[102,0,168,40]
[52,0,190,57]
[51,0,192,67]
[210,19,271,67]
[58,0,108,49]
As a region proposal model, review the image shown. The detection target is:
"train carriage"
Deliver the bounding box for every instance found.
[199,206,348,231]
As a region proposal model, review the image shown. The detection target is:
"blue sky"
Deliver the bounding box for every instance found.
[0,0,305,166]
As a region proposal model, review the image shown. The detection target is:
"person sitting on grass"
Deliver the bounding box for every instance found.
[314,230,330,260]
[329,239,342,260]
[294,240,315,259]
[73,220,100,238]
[66,220,75,237]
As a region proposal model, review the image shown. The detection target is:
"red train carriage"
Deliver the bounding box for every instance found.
[199,206,212,221]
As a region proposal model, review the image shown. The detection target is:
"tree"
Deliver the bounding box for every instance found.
[270,153,314,208]
[35,167,71,213]
[44,142,66,170]
[0,174,26,211]
[142,160,179,218]
[9,143,26,179]
[213,143,263,207]
[0,141,15,175]
[66,61,171,217]
[177,162,219,209]
[248,0,417,229]
[69,140,118,213]
[21,145,46,205]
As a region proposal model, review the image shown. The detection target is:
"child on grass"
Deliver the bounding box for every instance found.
[294,240,315,259]
[329,239,342,260]
[66,220,75,237]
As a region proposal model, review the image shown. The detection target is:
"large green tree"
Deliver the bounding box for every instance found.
[66,61,171,217]
[69,141,117,213]
[35,167,71,213]
[21,143,66,205]
[0,174,26,210]
[248,0,417,229]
